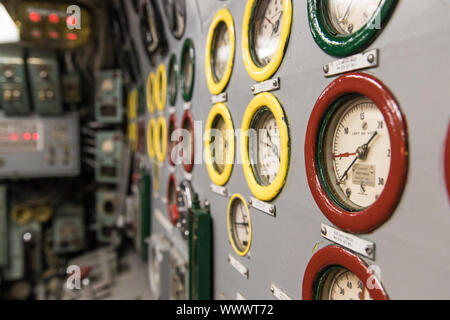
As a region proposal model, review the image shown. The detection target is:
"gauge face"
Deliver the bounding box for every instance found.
[182,50,193,92]
[212,22,230,82]
[320,96,391,210]
[317,267,372,300]
[249,107,281,186]
[168,59,177,105]
[327,0,382,35]
[211,115,228,174]
[101,139,115,154]
[251,0,284,66]
[228,196,251,254]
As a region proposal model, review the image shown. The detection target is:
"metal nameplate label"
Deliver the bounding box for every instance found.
[249,197,276,217]
[228,254,249,279]
[324,49,378,77]
[352,163,376,187]
[251,77,280,95]
[270,284,292,300]
[184,172,192,181]
[210,184,228,197]
[236,292,246,300]
[169,166,176,173]
[321,224,375,260]
[183,102,192,110]
[210,92,228,104]
[169,107,175,114]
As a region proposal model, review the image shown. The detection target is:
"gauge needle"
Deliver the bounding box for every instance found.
[338,131,378,183]
[339,0,354,23]
[265,16,274,26]
[333,152,357,159]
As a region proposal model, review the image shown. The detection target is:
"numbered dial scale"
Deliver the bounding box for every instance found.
[180,39,195,102]
[227,195,252,256]
[205,8,236,95]
[242,0,292,81]
[307,0,397,56]
[302,245,388,300]
[305,73,408,233]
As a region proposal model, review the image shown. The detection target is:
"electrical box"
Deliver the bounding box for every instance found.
[52,206,84,254]
[96,190,118,243]
[95,131,123,184]
[95,70,123,123]
[0,47,31,115]
[189,194,212,300]
[27,49,62,115]
[0,186,7,267]
[0,112,80,178]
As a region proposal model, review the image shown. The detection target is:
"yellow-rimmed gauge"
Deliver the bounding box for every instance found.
[34,205,53,223]
[227,194,252,256]
[241,92,290,201]
[153,163,161,192]
[147,118,156,159]
[155,116,167,163]
[146,72,156,114]
[11,204,34,225]
[204,103,235,186]
[128,122,138,152]
[242,0,292,82]
[155,64,167,111]
[205,8,236,95]
[127,89,138,120]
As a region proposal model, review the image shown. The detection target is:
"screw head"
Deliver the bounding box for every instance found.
[367,54,375,64]
[270,286,275,293]
[321,226,327,236]
[273,79,278,86]
[251,86,255,92]
[269,207,274,214]
[365,246,374,255]
[248,199,252,205]
[323,65,329,73]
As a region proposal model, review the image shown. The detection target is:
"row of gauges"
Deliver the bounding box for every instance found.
[204,0,397,91]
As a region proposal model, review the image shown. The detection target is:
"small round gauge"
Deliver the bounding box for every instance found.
[307,0,397,56]
[147,118,156,160]
[101,138,115,154]
[11,205,33,225]
[302,245,389,300]
[167,114,178,166]
[180,110,195,172]
[162,0,186,39]
[179,38,195,102]
[155,116,167,163]
[146,72,156,114]
[205,103,235,186]
[167,174,179,225]
[227,194,252,256]
[101,79,114,92]
[242,0,292,82]
[155,64,167,111]
[305,73,408,233]
[241,92,290,201]
[205,8,235,95]
[167,54,178,106]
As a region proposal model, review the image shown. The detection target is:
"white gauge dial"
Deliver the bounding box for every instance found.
[101,79,114,92]
[327,0,382,35]
[101,139,115,154]
[250,108,281,186]
[211,116,228,174]
[230,199,251,252]
[323,97,391,210]
[182,51,193,91]
[319,267,372,300]
[213,22,230,82]
[252,0,284,66]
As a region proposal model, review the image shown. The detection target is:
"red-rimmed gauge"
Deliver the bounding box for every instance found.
[305,73,408,233]
[302,245,389,300]
[167,174,179,225]
[180,110,195,173]
[445,124,450,200]
[167,114,178,167]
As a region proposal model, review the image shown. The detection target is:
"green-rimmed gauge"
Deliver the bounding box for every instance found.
[168,54,178,106]
[227,194,252,256]
[179,38,195,102]
[307,0,397,56]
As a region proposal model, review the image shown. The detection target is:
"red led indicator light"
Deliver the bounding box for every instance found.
[29,12,41,23]
[32,133,39,141]
[49,31,60,39]
[67,33,78,41]
[48,13,60,24]
[23,133,31,141]
[10,133,19,141]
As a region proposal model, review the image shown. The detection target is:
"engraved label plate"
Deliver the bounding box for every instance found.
[169,166,176,173]
[210,92,228,104]
[228,254,249,279]
[168,107,175,114]
[210,184,228,197]
[183,102,192,110]
[184,172,192,181]
[352,164,376,187]
[251,77,280,94]
[249,197,276,217]
[270,284,293,300]
[236,292,246,300]
[321,224,375,260]
[324,49,378,77]
[155,209,174,234]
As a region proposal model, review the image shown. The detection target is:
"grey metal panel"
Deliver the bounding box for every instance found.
[127,0,450,299]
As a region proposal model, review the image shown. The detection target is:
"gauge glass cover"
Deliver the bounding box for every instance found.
[211,115,228,174]
[212,22,230,82]
[318,267,372,300]
[229,198,251,253]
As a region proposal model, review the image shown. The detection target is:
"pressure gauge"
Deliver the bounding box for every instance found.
[205,8,236,95]
[101,138,115,154]
[205,103,235,186]
[162,0,186,39]
[176,180,194,239]
[167,54,178,106]
[305,73,408,233]
[227,194,252,256]
[303,245,389,300]
[167,114,177,166]
[241,92,290,201]
[242,0,292,82]
[155,64,167,111]
[146,72,156,114]
[167,174,179,225]
[307,0,397,56]
[179,38,195,102]
[147,118,156,160]
[155,116,167,163]
[181,110,195,172]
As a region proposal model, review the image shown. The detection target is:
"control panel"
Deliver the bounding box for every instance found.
[0,47,31,115]
[95,70,123,124]
[0,112,80,178]
[27,49,62,115]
